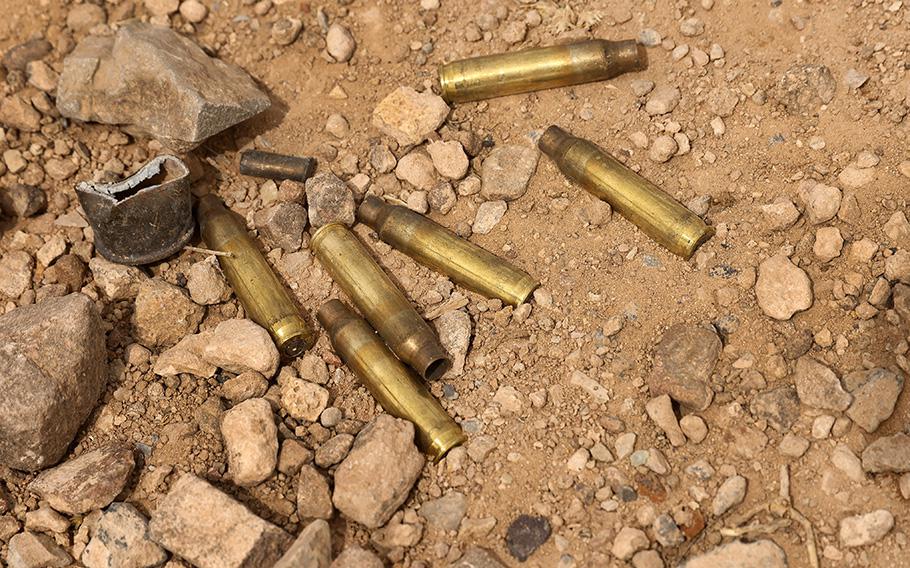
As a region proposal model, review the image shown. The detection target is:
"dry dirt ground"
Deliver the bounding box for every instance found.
[1,0,909,567]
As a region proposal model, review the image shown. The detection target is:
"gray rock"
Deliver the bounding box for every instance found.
[794,356,852,411]
[272,18,303,46]
[255,202,308,252]
[773,64,836,115]
[648,324,720,410]
[274,519,330,568]
[81,503,168,568]
[846,368,903,433]
[653,513,684,547]
[29,444,134,515]
[314,434,354,468]
[3,38,52,72]
[7,532,72,568]
[372,87,449,147]
[453,546,507,568]
[480,145,539,201]
[133,278,204,349]
[712,475,747,516]
[297,464,334,520]
[305,173,355,228]
[419,492,467,532]
[57,22,270,150]
[428,181,457,214]
[507,515,551,562]
[0,184,46,217]
[330,546,383,568]
[751,386,800,432]
[840,509,893,547]
[221,398,278,487]
[0,294,106,471]
[332,414,425,528]
[861,433,910,473]
[680,539,787,568]
[149,474,292,568]
[434,310,472,376]
[473,200,507,235]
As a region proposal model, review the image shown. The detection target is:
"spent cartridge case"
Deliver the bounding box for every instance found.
[239,150,316,183]
[318,299,465,461]
[438,39,647,103]
[538,126,714,259]
[198,195,316,358]
[358,195,538,306]
[311,223,452,381]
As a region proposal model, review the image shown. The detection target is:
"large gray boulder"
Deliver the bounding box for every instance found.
[0,294,107,471]
[56,22,270,150]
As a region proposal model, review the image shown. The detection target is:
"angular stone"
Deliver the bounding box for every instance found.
[0,294,106,471]
[427,140,469,180]
[297,464,333,520]
[3,38,53,72]
[0,94,41,132]
[773,64,836,114]
[255,202,308,253]
[885,250,910,283]
[712,475,747,516]
[153,332,217,378]
[419,492,467,532]
[149,474,292,568]
[846,368,903,433]
[645,86,681,115]
[645,395,686,446]
[305,173,355,228]
[434,310,472,376]
[314,434,353,467]
[133,279,204,349]
[331,546,384,568]
[611,526,648,560]
[281,378,330,422]
[472,200,507,235]
[648,324,720,411]
[203,319,280,377]
[506,515,551,562]
[761,198,800,231]
[861,433,910,473]
[0,250,34,298]
[186,256,231,305]
[221,398,278,486]
[680,540,787,568]
[81,503,168,568]
[0,183,46,217]
[7,532,72,568]
[840,510,894,547]
[480,145,539,201]
[273,519,330,568]
[89,257,145,300]
[794,356,852,411]
[801,183,841,224]
[755,255,813,320]
[453,547,507,568]
[395,151,436,191]
[751,386,800,432]
[332,414,425,528]
[372,87,449,147]
[57,22,269,150]
[29,444,134,514]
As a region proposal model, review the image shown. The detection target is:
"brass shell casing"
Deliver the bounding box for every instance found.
[311,223,452,381]
[318,300,465,461]
[358,196,539,307]
[538,126,714,259]
[197,195,316,358]
[438,39,647,103]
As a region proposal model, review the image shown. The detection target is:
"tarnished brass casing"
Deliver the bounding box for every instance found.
[438,39,647,103]
[197,195,316,358]
[538,126,714,259]
[318,299,465,461]
[239,150,316,183]
[358,196,538,306]
[311,223,451,381]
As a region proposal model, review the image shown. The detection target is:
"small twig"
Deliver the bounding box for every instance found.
[184,246,233,257]
[720,518,791,538]
[781,463,820,568]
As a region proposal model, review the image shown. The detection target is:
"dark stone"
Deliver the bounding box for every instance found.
[751,386,800,432]
[781,328,814,360]
[506,515,551,562]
